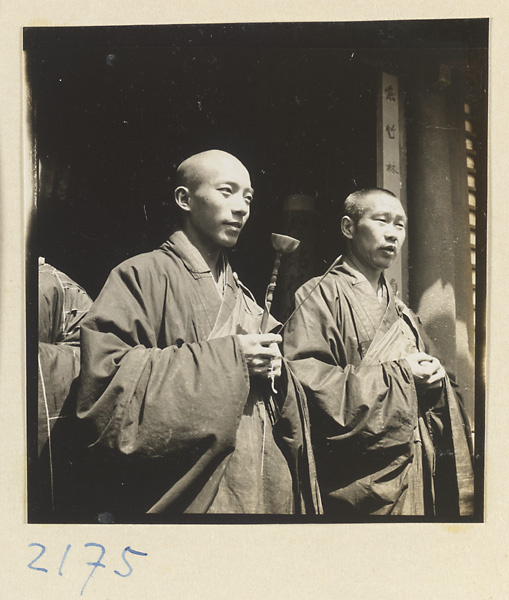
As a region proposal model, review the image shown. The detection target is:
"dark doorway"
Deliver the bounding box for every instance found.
[27,31,378,312]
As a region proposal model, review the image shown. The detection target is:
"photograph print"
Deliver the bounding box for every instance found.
[24,19,487,524]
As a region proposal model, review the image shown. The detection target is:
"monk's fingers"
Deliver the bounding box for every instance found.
[422,359,443,379]
[407,354,441,387]
[428,359,443,374]
[418,355,444,372]
[426,356,441,369]
[270,357,282,379]
[248,357,272,373]
[253,345,280,360]
[248,366,266,377]
[268,342,282,356]
[413,352,434,362]
[249,355,282,379]
[427,365,446,385]
[237,333,281,358]
[255,357,273,368]
[406,353,432,374]
[420,358,442,376]
[243,346,277,361]
[257,333,282,346]
[412,362,433,380]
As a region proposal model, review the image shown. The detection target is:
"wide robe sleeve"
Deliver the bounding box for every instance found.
[37,264,93,517]
[38,264,93,435]
[76,258,251,515]
[283,278,420,515]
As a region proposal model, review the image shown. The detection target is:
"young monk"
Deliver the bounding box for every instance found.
[76,150,321,517]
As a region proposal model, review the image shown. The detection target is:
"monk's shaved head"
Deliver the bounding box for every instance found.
[343,188,399,224]
[173,149,253,252]
[176,150,249,191]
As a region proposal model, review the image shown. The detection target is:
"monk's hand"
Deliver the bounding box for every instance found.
[268,343,282,380]
[405,352,446,389]
[237,333,282,379]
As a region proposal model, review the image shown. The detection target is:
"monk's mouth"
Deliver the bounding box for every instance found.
[225,222,243,230]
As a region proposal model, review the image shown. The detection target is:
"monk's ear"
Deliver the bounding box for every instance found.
[175,186,191,213]
[341,215,355,239]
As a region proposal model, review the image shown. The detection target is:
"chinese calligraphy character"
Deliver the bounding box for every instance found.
[385,162,399,175]
[384,85,397,102]
[385,124,396,139]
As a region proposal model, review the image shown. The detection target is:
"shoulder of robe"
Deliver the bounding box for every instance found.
[296,275,320,297]
[296,270,342,302]
[112,249,179,279]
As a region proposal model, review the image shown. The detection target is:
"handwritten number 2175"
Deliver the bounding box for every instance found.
[28,543,148,595]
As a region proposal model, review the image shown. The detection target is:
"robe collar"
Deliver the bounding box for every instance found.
[160,230,239,333]
[161,230,234,289]
[161,230,217,278]
[331,255,399,351]
[337,255,388,302]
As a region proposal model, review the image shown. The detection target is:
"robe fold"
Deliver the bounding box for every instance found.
[76,230,321,516]
[283,257,474,517]
[37,261,93,515]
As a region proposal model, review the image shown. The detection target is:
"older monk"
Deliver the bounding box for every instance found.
[284,188,474,517]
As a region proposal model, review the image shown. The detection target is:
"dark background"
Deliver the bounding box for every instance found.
[28,44,377,305]
[25,20,485,307]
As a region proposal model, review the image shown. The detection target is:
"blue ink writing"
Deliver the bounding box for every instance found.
[59,544,71,576]
[28,542,148,595]
[114,546,148,578]
[28,543,48,573]
[81,543,106,596]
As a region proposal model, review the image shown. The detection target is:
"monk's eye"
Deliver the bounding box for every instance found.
[244,194,253,205]
[218,186,233,196]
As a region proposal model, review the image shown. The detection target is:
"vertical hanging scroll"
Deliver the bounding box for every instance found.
[377,71,407,300]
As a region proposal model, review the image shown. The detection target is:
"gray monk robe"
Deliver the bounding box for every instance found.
[37,261,93,516]
[76,230,321,516]
[283,257,474,517]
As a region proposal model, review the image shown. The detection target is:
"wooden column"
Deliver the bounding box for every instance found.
[406,67,475,417]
